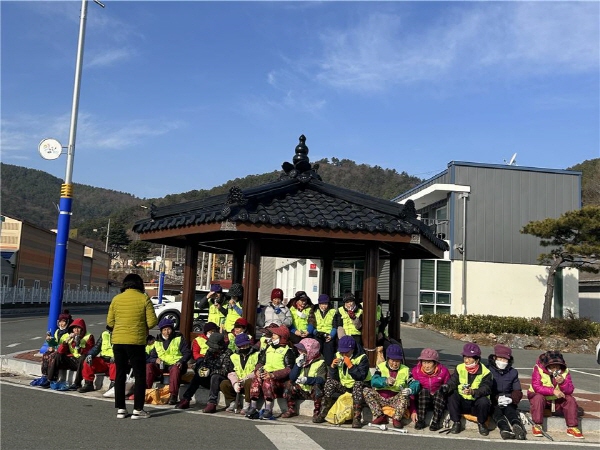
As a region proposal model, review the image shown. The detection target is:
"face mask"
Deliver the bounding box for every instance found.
[239,347,251,355]
[271,339,280,346]
[496,361,508,370]
[465,361,478,369]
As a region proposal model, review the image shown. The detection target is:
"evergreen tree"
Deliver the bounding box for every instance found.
[521,206,600,322]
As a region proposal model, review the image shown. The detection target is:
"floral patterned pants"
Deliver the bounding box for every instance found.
[323,378,366,404]
[363,387,408,420]
[250,376,285,401]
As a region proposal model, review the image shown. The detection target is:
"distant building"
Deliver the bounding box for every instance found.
[0,215,110,291]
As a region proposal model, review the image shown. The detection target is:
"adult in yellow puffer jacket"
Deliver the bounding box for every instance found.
[107,273,158,419]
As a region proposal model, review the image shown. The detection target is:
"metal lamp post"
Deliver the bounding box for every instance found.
[39,0,104,354]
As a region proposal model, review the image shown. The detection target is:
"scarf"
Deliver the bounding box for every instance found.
[465,362,479,375]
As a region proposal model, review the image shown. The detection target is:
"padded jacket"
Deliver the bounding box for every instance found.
[107,289,158,346]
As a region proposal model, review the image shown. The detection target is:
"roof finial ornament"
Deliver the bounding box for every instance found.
[280,135,322,183]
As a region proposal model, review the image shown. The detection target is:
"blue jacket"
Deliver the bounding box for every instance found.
[487,354,523,406]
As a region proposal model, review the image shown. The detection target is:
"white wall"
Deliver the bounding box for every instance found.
[451,261,579,318]
[275,258,320,302]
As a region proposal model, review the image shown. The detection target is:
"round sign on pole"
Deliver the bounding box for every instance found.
[38,138,63,160]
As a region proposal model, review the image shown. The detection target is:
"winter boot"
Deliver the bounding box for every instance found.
[312,398,322,423]
[281,400,297,418]
[512,422,526,440]
[352,404,363,428]
[497,418,515,440]
[314,397,334,423]
[78,381,95,393]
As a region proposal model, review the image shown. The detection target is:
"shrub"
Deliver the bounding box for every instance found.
[419,314,600,338]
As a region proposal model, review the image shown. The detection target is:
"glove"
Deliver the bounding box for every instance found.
[233,382,242,393]
[295,354,306,367]
[402,388,412,396]
[498,395,512,406]
[440,384,449,395]
[198,367,210,377]
[296,376,308,385]
[85,355,93,366]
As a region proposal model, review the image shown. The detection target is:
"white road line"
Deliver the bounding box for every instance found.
[256,424,325,450]
[31,337,42,340]
[6,343,21,348]
[570,369,600,378]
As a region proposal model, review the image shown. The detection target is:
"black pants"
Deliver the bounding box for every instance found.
[492,404,521,430]
[314,335,336,367]
[47,354,83,385]
[113,344,146,412]
[184,372,226,405]
[447,392,491,424]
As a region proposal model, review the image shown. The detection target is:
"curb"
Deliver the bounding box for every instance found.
[2,350,599,434]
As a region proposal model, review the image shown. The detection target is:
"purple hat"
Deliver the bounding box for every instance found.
[318,294,330,304]
[158,318,175,330]
[386,344,403,361]
[494,344,512,360]
[235,333,252,347]
[338,336,356,353]
[418,348,439,362]
[461,342,481,357]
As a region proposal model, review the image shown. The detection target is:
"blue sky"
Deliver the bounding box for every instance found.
[2,1,599,199]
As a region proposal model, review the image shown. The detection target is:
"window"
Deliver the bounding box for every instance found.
[34,280,40,290]
[17,278,24,289]
[419,260,451,315]
[1,275,8,287]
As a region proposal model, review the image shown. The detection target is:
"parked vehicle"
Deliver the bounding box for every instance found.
[150,296,173,305]
[153,290,227,330]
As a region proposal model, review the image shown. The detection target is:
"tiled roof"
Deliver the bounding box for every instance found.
[133,135,449,253]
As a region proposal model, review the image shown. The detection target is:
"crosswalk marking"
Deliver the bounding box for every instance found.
[256,424,324,450]
[6,343,21,347]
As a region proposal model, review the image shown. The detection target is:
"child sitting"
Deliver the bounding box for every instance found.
[527,350,583,439]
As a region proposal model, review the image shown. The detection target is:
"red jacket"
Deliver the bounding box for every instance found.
[58,318,95,357]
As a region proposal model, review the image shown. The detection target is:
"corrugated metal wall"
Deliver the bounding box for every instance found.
[452,165,581,265]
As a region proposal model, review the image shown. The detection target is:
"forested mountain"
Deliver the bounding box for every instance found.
[569,159,600,207]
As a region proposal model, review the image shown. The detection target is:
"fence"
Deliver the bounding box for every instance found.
[0,286,116,305]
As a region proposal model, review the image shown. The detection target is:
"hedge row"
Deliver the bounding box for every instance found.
[419,314,600,339]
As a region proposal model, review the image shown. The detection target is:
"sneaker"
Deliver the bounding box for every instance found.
[478,423,489,436]
[532,425,543,437]
[371,414,388,425]
[131,409,151,419]
[512,423,526,440]
[175,398,190,410]
[116,409,129,419]
[260,409,273,420]
[500,429,515,440]
[68,383,79,391]
[240,402,250,415]
[246,407,260,420]
[566,427,584,439]
[414,420,426,430]
[203,403,217,413]
[429,421,442,432]
[78,383,95,393]
[225,401,237,412]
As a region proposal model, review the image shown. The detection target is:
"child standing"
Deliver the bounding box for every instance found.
[488,344,526,440]
[527,350,583,439]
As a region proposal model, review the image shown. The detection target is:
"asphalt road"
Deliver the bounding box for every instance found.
[1,383,597,450]
[2,307,599,392]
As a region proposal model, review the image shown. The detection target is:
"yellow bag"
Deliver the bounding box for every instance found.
[325,392,353,425]
[144,386,171,405]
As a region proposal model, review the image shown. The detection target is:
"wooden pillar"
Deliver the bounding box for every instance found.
[362,243,379,367]
[181,242,198,342]
[321,254,333,296]
[242,238,261,328]
[389,254,402,340]
[232,247,245,284]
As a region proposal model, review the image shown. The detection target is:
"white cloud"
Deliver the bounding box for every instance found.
[87,48,134,68]
[314,2,599,92]
[1,113,183,161]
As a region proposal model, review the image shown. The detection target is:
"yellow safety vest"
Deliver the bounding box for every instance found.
[231,352,259,379]
[100,330,114,358]
[528,366,570,400]
[223,302,243,332]
[154,336,183,365]
[290,306,309,332]
[208,304,226,328]
[263,345,289,372]
[315,308,336,333]
[69,334,92,358]
[456,363,490,400]
[145,344,154,355]
[376,363,410,393]
[298,358,325,393]
[194,335,209,357]
[335,352,372,388]
[338,307,362,336]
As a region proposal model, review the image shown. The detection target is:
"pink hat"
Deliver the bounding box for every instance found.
[494,344,512,360]
[418,348,439,362]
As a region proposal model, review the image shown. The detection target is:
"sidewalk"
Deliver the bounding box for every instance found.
[2,348,599,439]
